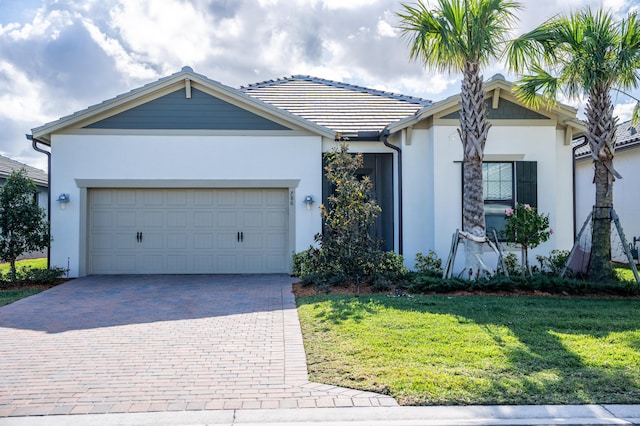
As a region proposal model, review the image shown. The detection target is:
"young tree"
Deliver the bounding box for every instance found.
[0,169,50,282]
[397,0,521,277]
[506,8,640,281]
[315,142,382,293]
[502,203,552,275]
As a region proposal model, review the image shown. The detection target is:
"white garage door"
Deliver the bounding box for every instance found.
[89,188,289,274]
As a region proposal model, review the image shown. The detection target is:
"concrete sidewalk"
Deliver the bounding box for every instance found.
[0,405,638,425]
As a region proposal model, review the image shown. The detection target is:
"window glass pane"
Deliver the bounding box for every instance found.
[483,162,513,201]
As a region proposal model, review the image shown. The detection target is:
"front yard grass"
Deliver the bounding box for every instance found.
[0,289,43,307]
[0,258,52,307]
[297,294,640,405]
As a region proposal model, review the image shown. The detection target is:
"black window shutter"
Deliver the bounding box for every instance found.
[515,161,537,207]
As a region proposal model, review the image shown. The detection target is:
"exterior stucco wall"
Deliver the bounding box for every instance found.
[575,146,640,262]
[401,122,575,272]
[401,128,434,267]
[49,133,323,276]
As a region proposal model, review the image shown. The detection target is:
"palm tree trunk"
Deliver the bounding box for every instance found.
[458,61,491,276]
[585,84,618,281]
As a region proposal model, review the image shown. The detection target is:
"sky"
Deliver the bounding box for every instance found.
[1,0,639,171]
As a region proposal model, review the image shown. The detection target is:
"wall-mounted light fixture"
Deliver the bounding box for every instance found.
[56,193,70,209]
[303,195,315,210]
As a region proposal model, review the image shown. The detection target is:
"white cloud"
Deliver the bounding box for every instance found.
[108,0,219,73]
[376,19,396,38]
[0,61,50,123]
[81,18,159,81]
[614,101,638,123]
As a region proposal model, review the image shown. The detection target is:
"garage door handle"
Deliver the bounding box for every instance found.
[241,232,244,242]
[136,232,143,242]
[237,232,240,242]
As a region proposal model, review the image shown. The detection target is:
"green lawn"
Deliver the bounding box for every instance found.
[297,294,640,405]
[0,258,47,274]
[0,289,43,307]
[0,258,49,306]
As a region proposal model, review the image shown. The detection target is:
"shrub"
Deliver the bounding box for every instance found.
[292,248,319,278]
[304,142,387,293]
[0,266,65,285]
[501,252,522,276]
[414,251,442,277]
[501,204,552,275]
[537,249,570,275]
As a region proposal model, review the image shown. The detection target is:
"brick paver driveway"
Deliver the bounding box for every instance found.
[0,275,395,417]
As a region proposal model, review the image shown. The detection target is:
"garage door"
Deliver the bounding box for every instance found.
[88,188,289,274]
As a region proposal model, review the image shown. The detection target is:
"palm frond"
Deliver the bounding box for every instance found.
[513,68,559,109]
[397,0,521,72]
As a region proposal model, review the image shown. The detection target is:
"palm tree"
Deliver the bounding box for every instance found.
[506,8,640,281]
[397,0,521,276]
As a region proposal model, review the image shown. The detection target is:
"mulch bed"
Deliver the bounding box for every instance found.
[292,281,637,299]
[0,281,67,291]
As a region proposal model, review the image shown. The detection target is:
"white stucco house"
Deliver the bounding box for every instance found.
[30,68,584,277]
[574,121,640,262]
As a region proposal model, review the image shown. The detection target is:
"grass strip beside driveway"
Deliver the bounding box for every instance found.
[297,294,640,405]
[0,289,43,307]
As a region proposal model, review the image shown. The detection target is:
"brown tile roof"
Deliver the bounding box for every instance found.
[0,155,47,187]
[574,120,640,158]
[241,75,431,135]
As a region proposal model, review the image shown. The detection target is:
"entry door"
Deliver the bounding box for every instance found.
[88,188,289,274]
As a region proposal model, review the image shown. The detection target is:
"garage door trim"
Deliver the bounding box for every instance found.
[77,179,299,276]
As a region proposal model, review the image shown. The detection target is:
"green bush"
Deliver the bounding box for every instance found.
[414,251,442,276]
[292,248,319,278]
[536,249,570,275]
[1,266,65,284]
[501,252,522,276]
[407,271,640,296]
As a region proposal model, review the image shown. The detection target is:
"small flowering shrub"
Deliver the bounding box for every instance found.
[501,204,552,275]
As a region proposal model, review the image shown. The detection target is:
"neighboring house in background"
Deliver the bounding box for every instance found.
[30,67,583,277]
[574,121,640,262]
[0,154,48,215]
[0,154,49,260]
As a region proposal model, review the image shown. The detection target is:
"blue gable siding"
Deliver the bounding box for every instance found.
[442,99,550,120]
[84,88,291,130]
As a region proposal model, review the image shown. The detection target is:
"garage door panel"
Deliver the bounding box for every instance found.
[115,233,136,249]
[217,191,238,206]
[243,211,263,227]
[143,211,164,227]
[194,234,214,249]
[115,211,136,227]
[216,211,237,227]
[167,256,187,273]
[216,254,238,273]
[167,211,187,228]
[194,211,214,227]
[167,191,187,206]
[92,211,113,228]
[143,255,163,272]
[116,190,137,206]
[115,255,136,272]
[193,191,214,206]
[92,233,113,249]
[89,188,288,274]
[266,210,287,227]
[267,233,286,249]
[143,191,163,206]
[141,232,164,249]
[266,190,288,206]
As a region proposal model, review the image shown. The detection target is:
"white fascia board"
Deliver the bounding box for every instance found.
[32,70,335,143]
[385,78,582,134]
